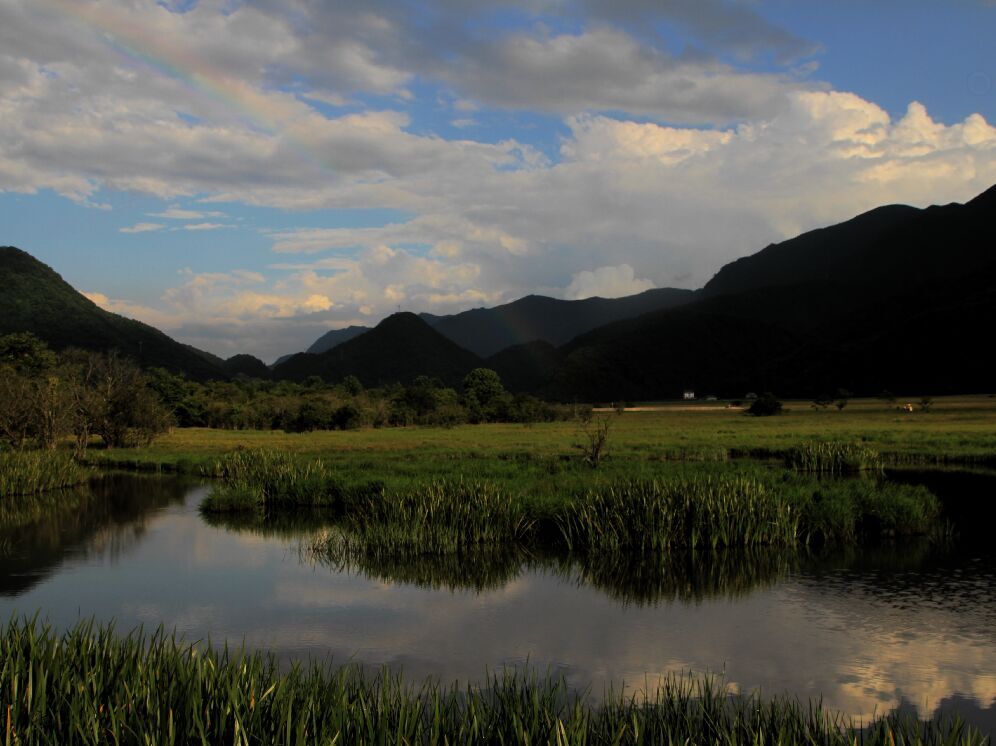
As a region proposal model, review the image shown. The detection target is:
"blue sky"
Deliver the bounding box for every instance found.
[1,0,994,361]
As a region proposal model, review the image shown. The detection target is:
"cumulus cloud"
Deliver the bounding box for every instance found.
[183,222,235,231]
[435,27,809,124]
[564,265,655,300]
[119,222,165,234]
[1,1,995,360]
[82,291,176,328]
[149,207,227,220]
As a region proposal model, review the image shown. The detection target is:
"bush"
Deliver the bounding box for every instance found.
[747,392,782,416]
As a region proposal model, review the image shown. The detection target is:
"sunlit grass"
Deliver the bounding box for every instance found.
[83,395,996,482]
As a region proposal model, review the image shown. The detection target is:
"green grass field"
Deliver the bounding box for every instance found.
[84,394,996,483]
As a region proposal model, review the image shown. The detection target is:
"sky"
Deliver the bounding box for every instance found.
[1,0,995,362]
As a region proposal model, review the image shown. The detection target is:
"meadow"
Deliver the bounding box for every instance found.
[82,395,996,483]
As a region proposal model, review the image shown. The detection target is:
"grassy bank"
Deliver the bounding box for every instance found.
[0,618,985,745]
[0,450,89,498]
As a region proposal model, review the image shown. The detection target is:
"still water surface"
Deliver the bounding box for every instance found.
[1,473,994,733]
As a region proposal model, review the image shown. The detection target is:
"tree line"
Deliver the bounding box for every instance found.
[148,365,572,432]
[0,333,172,455]
[0,334,573,453]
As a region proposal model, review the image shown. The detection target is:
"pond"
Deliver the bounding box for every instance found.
[1,471,994,735]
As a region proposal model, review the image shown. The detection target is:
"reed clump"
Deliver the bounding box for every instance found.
[787,440,882,473]
[329,479,532,556]
[556,475,941,554]
[558,476,799,552]
[799,480,940,543]
[200,448,344,513]
[0,618,984,745]
[0,450,88,498]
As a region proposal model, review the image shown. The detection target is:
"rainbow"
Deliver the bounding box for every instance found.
[46,0,318,154]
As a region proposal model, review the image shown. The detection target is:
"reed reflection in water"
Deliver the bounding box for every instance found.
[1,475,994,736]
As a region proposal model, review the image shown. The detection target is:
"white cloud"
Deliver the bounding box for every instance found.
[437,27,809,124]
[183,222,235,231]
[82,291,176,329]
[1,1,995,360]
[119,222,165,234]
[564,265,654,300]
[150,207,227,220]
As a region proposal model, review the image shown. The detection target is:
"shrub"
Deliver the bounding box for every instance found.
[747,392,782,416]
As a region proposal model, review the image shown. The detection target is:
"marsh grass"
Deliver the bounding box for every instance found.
[800,480,941,543]
[0,450,88,498]
[0,618,985,745]
[334,480,532,555]
[787,441,883,473]
[200,448,351,513]
[558,476,799,552]
[556,474,941,554]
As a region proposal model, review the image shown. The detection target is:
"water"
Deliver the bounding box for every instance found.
[1,472,994,734]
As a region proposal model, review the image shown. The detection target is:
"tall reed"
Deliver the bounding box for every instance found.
[787,440,882,473]
[0,618,984,745]
[200,448,344,512]
[0,450,88,498]
[332,479,531,555]
[557,476,799,552]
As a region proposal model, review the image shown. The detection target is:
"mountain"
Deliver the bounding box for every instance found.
[272,312,483,387]
[485,341,563,394]
[548,184,996,399]
[286,287,695,362]
[419,288,696,358]
[223,354,271,379]
[306,325,371,354]
[0,246,228,380]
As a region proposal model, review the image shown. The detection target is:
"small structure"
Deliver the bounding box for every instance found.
[682,390,696,400]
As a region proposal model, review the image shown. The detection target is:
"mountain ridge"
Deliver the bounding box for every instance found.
[0,246,228,380]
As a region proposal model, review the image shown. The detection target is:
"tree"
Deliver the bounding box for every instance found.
[574,413,611,467]
[812,393,833,410]
[341,375,364,397]
[0,332,58,375]
[70,351,173,449]
[463,368,508,423]
[0,369,37,448]
[463,368,505,406]
[834,388,852,411]
[0,334,71,450]
[747,392,782,416]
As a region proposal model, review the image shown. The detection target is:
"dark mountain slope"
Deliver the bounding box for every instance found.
[0,246,227,380]
[704,187,995,304]
[549,185,996,400]
[486,340,563,394]
[306,325,371,354]
[552,306,802,401]
[420,287,696,358]
[272,312,483,387]
[702,205,920,297]
[223,354,271,380]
